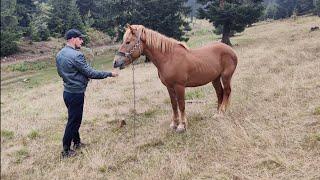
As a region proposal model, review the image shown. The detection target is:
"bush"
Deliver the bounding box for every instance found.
[0,30,20,57]
[31,23,50,41]
[86,28,112,47]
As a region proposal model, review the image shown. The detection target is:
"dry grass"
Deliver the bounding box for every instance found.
[1,16,320,179]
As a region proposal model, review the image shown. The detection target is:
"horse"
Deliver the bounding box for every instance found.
[113,25,237,133]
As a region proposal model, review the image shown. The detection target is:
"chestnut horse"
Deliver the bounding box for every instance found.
[113,25,237,133]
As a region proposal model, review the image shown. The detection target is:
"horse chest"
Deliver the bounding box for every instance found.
[157,70,184,87]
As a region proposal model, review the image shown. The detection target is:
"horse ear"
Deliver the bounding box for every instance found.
[127,24,135,34]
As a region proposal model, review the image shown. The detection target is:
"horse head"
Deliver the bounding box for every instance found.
[113,25,144,69]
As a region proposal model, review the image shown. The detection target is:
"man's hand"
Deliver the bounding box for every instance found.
[111,71,119,77]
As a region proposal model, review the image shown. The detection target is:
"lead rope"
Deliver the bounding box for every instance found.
[131,34,142,142]
[132,57,136,141]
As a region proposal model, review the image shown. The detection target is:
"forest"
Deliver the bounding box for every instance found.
[1,0,319,57]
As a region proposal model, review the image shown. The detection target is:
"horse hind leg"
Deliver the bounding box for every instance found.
[212,77,223,111]
[220,74,232,113]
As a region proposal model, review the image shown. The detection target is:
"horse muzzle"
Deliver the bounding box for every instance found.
[113,56,126,69]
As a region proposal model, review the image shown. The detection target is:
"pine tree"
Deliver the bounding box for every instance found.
[198,0,264,46]
[91,0,191,41]
[16,0,37,36]
[315,0,320,16]
[296,0,316,14]
[133,0,191,41]
[1,0,21,56]
[48,0,84,37]
[30,2,51,41]
[275,0,298,18]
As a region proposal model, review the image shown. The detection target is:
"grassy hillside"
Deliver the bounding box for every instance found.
[1,16,320,179]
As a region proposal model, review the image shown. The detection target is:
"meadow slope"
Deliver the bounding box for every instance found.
[1,16,320,179]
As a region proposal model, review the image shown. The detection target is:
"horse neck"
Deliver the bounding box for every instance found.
[143,44,170,70]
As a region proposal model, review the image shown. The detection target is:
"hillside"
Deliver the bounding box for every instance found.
[1,16,320,179]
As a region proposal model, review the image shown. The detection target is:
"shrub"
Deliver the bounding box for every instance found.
[0,30,20,57]
[86,28,112,47]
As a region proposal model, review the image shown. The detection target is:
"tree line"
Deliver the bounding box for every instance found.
[264,0,320,19]
[1,0,191,57]
[1,0,319,57]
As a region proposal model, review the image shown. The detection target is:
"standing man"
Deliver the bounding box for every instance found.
[56,29,118,158]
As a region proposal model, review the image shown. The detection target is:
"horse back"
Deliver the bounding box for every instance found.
[190,42,237,67]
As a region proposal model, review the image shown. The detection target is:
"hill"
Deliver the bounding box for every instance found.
[1,16,320,179]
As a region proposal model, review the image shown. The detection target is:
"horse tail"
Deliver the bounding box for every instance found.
[231,51,238,68]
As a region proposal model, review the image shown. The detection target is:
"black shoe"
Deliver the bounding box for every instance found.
[61,149,77,158]
[73,142,87,150]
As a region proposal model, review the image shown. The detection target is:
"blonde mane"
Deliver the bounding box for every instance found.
[124,25,189,53]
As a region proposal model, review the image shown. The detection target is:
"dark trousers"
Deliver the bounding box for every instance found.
[63,91,84,151]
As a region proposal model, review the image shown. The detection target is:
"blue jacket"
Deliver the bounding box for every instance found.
[56,45,112,93]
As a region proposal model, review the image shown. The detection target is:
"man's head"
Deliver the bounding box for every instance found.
[65,29,85,49]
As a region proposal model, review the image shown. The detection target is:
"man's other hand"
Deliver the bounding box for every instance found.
[111,71,119,77]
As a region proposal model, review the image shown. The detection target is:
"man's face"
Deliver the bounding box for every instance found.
[74,37,83,49]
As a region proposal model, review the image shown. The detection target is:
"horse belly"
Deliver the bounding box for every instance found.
[185,70,220,87]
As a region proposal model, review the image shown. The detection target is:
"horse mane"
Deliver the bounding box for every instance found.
[125,25,189,53]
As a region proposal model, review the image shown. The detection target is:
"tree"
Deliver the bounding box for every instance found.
[198,0,264,46]
[296,0,315,15]
[76,0,94,18]
[91,0,191,42]
[91,0,133,40]
[275,0,298,18]
[16,0,37,36]
[48,0,84,37]
[133,0,191,41]
[1,0,21,56]
[315,0,320,16]
[30,2,51,41]
[264,2,279,19]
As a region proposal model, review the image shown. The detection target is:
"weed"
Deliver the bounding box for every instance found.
[15,147,29,163]
[137,138,164,151]
[185,90,205,100]
[1,130,14,139]
[98,165,107,173]
[314,106,320,115]
[163,98,171,104]
[27,130,40,139]
[301,134,320,150]
[142,108,158,118]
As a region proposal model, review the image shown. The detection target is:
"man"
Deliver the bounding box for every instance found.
[56,29,118,158]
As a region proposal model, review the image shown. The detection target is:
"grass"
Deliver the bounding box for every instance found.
[314,106,320,115]
[185,89,205,100]
[14,148,29,164]
[27,130,40,139]
[6,61,52,72]
[1,16,320,179]
[1,130,14,140]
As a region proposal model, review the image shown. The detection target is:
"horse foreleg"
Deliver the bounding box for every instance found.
[174,85,187,133]
[167,87,179,129]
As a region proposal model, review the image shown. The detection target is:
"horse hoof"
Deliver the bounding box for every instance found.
[170,122,178,130]
[213,113,224,118]
[176,124,186,133]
